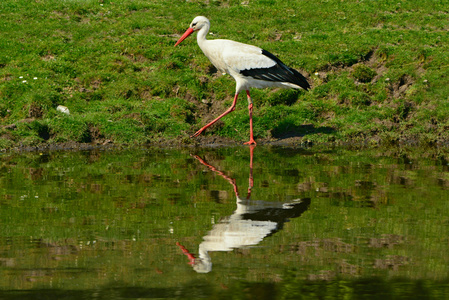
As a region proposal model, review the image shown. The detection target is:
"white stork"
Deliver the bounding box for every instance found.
[175,16,310,145]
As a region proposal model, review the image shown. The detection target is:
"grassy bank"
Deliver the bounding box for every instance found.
[1,0,448,149]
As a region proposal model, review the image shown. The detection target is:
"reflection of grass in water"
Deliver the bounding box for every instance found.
[0,147,448,293]
[1,0,449,148]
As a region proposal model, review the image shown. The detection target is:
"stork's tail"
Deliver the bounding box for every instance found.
[290,67,311,91]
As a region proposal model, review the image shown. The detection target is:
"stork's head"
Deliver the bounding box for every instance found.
[174,16,210,46]
[189,16,210,31]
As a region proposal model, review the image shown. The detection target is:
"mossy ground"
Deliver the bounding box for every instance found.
[1,0,449,150]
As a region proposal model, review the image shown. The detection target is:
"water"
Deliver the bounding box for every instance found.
[0,146,448,299]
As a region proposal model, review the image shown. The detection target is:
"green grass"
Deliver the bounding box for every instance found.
[1,0,449,148]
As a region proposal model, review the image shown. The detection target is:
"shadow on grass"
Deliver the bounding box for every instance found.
[271,123,336,139]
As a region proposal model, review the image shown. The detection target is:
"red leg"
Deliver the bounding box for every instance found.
[191,93,239,138]
[246,144,255,199]
[243,90,257,145]
[192,155,239,197]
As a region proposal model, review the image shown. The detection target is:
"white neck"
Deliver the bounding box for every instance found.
[196,24,210,48]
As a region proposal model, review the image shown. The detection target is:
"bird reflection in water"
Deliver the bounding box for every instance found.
[177,146,311,273]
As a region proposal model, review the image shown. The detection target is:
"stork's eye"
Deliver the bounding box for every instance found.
[192,22,197,27]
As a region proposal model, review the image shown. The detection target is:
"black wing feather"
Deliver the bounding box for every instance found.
[240,49,310,90]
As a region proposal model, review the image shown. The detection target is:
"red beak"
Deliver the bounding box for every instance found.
[174,27,194,46]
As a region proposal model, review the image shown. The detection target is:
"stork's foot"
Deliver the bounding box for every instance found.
[190,129,204,138]
[244,139,257,145]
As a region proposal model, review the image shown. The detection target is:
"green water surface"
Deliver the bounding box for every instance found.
[0,146,448,299]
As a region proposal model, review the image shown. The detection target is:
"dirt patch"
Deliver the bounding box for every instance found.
[28,103,44,118]
[88,126,106,144]
[389,74,414,99]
